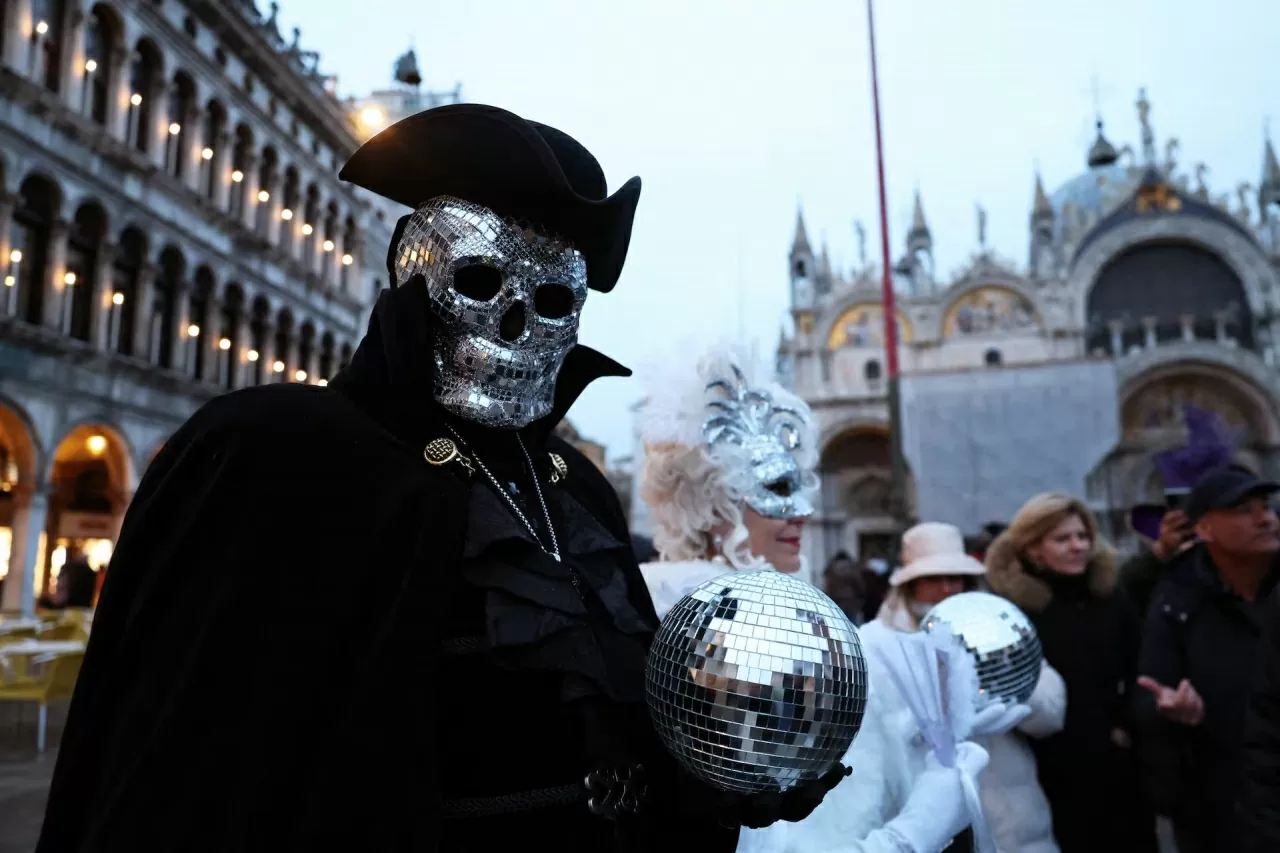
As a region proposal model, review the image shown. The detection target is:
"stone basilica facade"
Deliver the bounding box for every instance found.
[0,0,461,614]
[780,90,1280,569]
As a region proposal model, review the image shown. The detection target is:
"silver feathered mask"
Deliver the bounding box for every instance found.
[702,364,815,520]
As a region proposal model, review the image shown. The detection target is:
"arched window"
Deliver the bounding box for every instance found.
[255,147,279,231]
[338,342,353,372]
[248,296,271,385]
[863,359,882,382]
[229,125,253,218]
[83,5,121,125]
[218,286,245,389]
[300,184,320,261]
[128,41,163,154]
[153,247,184,368]
[279,167,300,253]
[11,176,59,325]
[319,332,335,383]
[984,348,1003,367]
[297,322,316,382]
[111,227,145,355]
[273,309,293,381]
[65,203,107,341]
[201,100,226,200]
[166,73,197,180]
[340,216,358,291]
[188,267,214,379]
[29,0,66,93]
[321,202,339,280]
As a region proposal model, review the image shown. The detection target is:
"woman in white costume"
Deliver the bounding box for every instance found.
[861,522,1065,853]
[636,348,992,853]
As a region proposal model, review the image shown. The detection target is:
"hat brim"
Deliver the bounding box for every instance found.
[889,553,986,587]
[1196,481,1280,521]
[339,104,641,293]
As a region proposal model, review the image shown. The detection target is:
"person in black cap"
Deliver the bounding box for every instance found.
[1135,463,1280,853]
[34,105,843,853]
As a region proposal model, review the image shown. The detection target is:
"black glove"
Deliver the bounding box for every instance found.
[716,764,851,829]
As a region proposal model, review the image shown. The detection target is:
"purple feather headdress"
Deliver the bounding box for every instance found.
[1152,405,1241,490]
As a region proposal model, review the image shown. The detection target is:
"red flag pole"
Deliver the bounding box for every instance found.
[866,0,909,528]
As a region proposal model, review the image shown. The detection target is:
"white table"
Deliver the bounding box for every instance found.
[0,619,44,635]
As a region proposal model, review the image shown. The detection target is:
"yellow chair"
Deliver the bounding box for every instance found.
[0,651,84,752]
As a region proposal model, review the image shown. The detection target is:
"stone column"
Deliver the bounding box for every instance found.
[1142,316,1158,349]
[232,310,252,389]
[131,262,156,359]
[2,483,49,618]
[254,319,274,386]
[1214,311,1229,344]
[59,3,87,106]
[303,339,320,384]
[195,303,217,384]
[1,0,33,73]
[181,104,201,192]
[151,80,171,171]
[41,219,69,329]
[1108,319,1124,357]
[169,279,192,374]
[285,335,300,383]
[0,193,17,277]
[92,241,116,350]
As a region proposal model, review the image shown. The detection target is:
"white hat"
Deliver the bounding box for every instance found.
[888,522,986,587]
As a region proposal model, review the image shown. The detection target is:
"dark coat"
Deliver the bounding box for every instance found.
[36,279,738,853]
[1136,546,1275,852]
[985,535,1156,853]
[1241,584,1280,852]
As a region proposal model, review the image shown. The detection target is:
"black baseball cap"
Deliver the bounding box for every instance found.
[1185,464,1280,522]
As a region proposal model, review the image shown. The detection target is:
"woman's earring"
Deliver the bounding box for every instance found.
[713,533,724,554]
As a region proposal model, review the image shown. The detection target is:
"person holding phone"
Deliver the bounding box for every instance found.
[1118,492,1199,621]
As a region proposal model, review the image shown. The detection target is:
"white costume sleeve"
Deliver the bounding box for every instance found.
[1017,660,1066,739]
[639,560,735,620]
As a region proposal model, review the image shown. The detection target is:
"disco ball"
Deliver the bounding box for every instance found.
[645,570,867,794]
[920,591,1043,707]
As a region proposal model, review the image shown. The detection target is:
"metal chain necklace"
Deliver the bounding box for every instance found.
[443,424,561,562]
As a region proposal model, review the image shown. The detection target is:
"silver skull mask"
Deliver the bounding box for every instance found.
[702,364,815,520]
[394,196,589,428]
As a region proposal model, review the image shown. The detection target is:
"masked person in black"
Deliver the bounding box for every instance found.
[35,105,845,853]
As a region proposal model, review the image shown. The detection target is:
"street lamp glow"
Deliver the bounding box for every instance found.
[231,169,244,183]
[341,253,354,266]
[359,106,386,131]
[322,239,335,252]
[201,147,214,160]
[84,59,98,74]
[86,434,107,455]
[186,323,200,337]
[300,223,313,236]
[9,249,21,264]
[280,208,293,221]
[34,20,49,35]
[62,271,76,286]
[130,93,143,107]
[168,122,182,135]
[247,348,260,362]
[272,360,285,373]
[218,337,231,351]
[294,369,307,382]
[317,378,328,387]
[111,292,125,306]
[257,190,270,203]
[3,276,14,287]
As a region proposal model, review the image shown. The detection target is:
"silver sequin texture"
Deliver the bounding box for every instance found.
[701,364,815,520]
[920,591,1044,707]
[645,571,867,794]
[395,196,589,428]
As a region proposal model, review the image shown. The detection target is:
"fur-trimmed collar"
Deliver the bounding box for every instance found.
[983,532,1118,613]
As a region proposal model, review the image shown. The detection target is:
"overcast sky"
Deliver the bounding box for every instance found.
[280,0,1280,459]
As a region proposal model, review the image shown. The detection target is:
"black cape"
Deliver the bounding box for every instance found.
[37,279,720,851]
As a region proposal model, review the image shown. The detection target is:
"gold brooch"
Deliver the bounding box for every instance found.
[549,452,569,484]
[424,438,474,476]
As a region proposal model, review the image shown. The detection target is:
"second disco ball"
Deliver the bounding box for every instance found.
[920,590,1043,706]
[645,570,867,794]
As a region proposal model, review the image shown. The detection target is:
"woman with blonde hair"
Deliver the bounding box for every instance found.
[638,347,993,853]
[985,493,1157,853]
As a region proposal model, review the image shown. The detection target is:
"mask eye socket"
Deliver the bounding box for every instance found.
[764,480,794,498]
[453,262,503,301]
[534,283,576,319]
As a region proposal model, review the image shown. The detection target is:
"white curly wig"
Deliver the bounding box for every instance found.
[638,344,818,570]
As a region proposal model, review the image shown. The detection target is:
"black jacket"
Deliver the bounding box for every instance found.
[1135,546,1275,853]
[36,279,738,852]
[984,535,1156,853]
[1117,548,1168,623]
[1241,584,1280,852]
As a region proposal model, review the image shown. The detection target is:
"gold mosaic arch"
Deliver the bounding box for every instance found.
[941,286,1041,338]
[1121,373,1269,443]
[827,304,913,349]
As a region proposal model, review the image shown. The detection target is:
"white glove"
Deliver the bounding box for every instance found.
[885,741,989,853]
[967,701,1032,738]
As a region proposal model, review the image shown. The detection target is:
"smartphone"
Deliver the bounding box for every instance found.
[1164,488,1190,510]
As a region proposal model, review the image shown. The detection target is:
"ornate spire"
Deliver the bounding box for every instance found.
[1087,118,1119,168]
[791,207,812,256]
[907,191,932,255]
[1032,172,1053,218]
[1260,129,1280,219]
[1136,88,1157,167]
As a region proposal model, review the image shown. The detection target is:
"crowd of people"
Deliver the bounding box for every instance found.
[27,102,1280,852]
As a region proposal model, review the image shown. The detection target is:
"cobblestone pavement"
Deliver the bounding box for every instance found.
[0,704,65,853]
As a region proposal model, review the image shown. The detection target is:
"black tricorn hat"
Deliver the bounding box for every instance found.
[338,103,642,294]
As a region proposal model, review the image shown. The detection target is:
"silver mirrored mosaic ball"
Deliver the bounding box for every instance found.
[645,570,868,794]
[920,591,1044,707]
